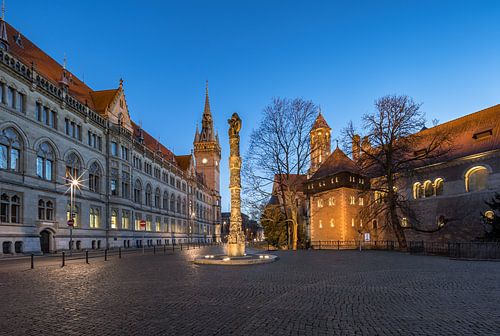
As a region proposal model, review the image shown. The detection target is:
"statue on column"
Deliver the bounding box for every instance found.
[227,112,246,257]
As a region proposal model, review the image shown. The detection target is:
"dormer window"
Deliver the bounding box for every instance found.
[414,149,427,158]
[472,129,493,140]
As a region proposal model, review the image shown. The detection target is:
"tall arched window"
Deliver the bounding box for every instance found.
[182,198,187,215]
[423,180,433,197]
[145,184,152,206]
[465,166,489,192]
[90,207,100,228]
[163,191,168,210]
[170,194,175,211]
[176,196,181,213]
[0,127,22,172]
[413,182,421,199]
[36,142,54,181]
[38,199,54,221]
[434,178,444,196]
[134,180,142,204]
[88,162,101,193]
[154,188,161,208]
[65,152,81,182]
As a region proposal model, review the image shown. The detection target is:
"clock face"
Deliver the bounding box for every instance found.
[202,158,208,164]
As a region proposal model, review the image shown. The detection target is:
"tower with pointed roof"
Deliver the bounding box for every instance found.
[309,110,331,176]
[0,0,9,51]
[193,81,221,194]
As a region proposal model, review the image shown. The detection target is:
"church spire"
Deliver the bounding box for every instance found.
[0,0,9,51]
[204,80,211,117]
[198,80,215,142]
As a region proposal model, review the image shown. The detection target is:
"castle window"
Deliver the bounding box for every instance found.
[122,171,130,198]
[134,180,142,204]
[0,127,22,172]
[328,197,335,206]
[351,218,355,227]
[349,196,355,205]
[155,217,161,232]
[89,207,100,228]
[88,162,101,193]
[110,142,117,156]
[65,153,81,183]
[372,219,378,230]
[111,209,118,229]
[401,217,409,227]
[423,180,433,197]
[36,142,54,181]
[1,193,21,224]
[319,220,323,229]
[413,182,421,199]
[434,178,444,196]
[146,215,152,231]
[163,191,169,210]
[465,166,489,192]
[330,219,334,228]
[317,198,324,208]
[145,184,152,206]
[154,188,161,208]
[358,197,364,206]
[38,199,54,221]
[122,210,130,229]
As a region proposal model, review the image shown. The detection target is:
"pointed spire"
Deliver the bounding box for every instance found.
[0,0,8,50]
[312,110,331,130]
[63,53,67,70]
[119,78,124,88]
[204,80,211,116]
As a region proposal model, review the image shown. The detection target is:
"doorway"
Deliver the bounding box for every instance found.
[40,230,51,253]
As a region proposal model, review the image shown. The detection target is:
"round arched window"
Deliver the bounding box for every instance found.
[465,166,489,192]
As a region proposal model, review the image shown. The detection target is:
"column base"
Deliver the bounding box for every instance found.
[227,242,245,257]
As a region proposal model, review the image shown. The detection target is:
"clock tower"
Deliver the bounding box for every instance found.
[193,81,221,193]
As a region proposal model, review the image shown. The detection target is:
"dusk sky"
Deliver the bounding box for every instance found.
[7,0,500,210]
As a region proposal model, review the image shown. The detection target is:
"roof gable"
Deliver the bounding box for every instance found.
[311,147,360,180]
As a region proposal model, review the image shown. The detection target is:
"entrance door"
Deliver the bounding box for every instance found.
[40,230,51,253]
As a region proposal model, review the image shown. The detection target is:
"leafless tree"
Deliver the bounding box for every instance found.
[343,95,453,248]
[243,97,318,250]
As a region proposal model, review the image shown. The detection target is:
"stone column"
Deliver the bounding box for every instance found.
[227,113,245,257]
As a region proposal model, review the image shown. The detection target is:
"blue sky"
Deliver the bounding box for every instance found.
[7,0,500,210]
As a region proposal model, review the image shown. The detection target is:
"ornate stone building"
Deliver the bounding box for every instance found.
[0,18,221,255]
[270,106,500,247]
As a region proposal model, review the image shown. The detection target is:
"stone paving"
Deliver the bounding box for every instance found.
[0,248,499,336]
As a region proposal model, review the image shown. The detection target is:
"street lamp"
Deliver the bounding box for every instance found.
[68,177,81,256]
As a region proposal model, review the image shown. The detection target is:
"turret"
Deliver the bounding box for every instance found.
[309,110,331,175]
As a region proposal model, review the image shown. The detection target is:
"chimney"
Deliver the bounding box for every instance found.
[352,134,361,161]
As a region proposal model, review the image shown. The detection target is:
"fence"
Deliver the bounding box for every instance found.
[408,241,500,260]
[310,240,399,251]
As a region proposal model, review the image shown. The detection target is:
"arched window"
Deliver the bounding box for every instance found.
[176,196,181,213]
[0,127,22,172]
[154,188,161,208]
[88,162,101,193]
[423,180,433,197]
[111,209,118,229]
[38,199,54,221]
[434,178,444,196]
[134,180,142,203]
[1,193,21,223]
[65,152,81,182]
[182,198,187,215]
[145,184,152,206]
[36,142,54,181]
[163,191,168,210]
[413,182,421,199]
[90,207,100,228]
[170,194,175,211]
[372,219,378,230]
[465,166,489,192]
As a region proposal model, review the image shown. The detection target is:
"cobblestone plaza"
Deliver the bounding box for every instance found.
[0,248,499,335]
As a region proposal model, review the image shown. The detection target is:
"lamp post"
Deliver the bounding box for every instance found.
[68,178,79,256]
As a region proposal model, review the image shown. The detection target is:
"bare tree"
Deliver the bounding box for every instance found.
[343,95,452,248]
[243,97,317,250]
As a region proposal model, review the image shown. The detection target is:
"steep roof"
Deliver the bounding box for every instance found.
[4,22,96,110]
[272,174,307,194]
[90,89,119,114]
[131,121,175,163]
[311,147,360,180]
[311,113,330,130]
[174,155,192,171]
[414,104,500,164]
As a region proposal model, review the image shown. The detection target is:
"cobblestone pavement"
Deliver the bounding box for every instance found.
[0,248,499,336]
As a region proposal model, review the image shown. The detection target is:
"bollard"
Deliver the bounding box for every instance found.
[31,254,34,269]
[164,244,166,254]
[86,250,89,264]
[104,249,108,261]
[153,246,156,255]
[62,252,65,267]
[180,243,183,251]
[172,243,175,253]
[119,247,122,259]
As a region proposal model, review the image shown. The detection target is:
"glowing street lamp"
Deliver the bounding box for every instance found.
[67,175,81,256]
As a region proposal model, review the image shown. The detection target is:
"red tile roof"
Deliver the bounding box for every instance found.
[174,155,192,171]
[311,147,360,180]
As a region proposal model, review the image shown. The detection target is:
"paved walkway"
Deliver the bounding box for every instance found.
[0,248,499,335]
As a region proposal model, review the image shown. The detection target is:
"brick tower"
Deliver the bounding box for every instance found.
[309,111,331,176]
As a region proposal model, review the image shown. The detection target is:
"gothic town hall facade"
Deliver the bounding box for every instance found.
[0,18,222,255]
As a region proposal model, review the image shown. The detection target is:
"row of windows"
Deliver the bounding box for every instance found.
[413,166,490,199]
[1,83,25,113]
[308,175,365,190]
[316,196,364,208]
[316,218,370,229]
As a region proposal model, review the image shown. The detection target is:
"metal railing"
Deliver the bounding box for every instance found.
[409,241,500,260]
[310,240,399,250]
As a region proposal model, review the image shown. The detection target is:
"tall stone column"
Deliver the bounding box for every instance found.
[227,113,245,257]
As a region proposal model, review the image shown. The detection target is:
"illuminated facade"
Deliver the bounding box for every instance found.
[0,18,221,255]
